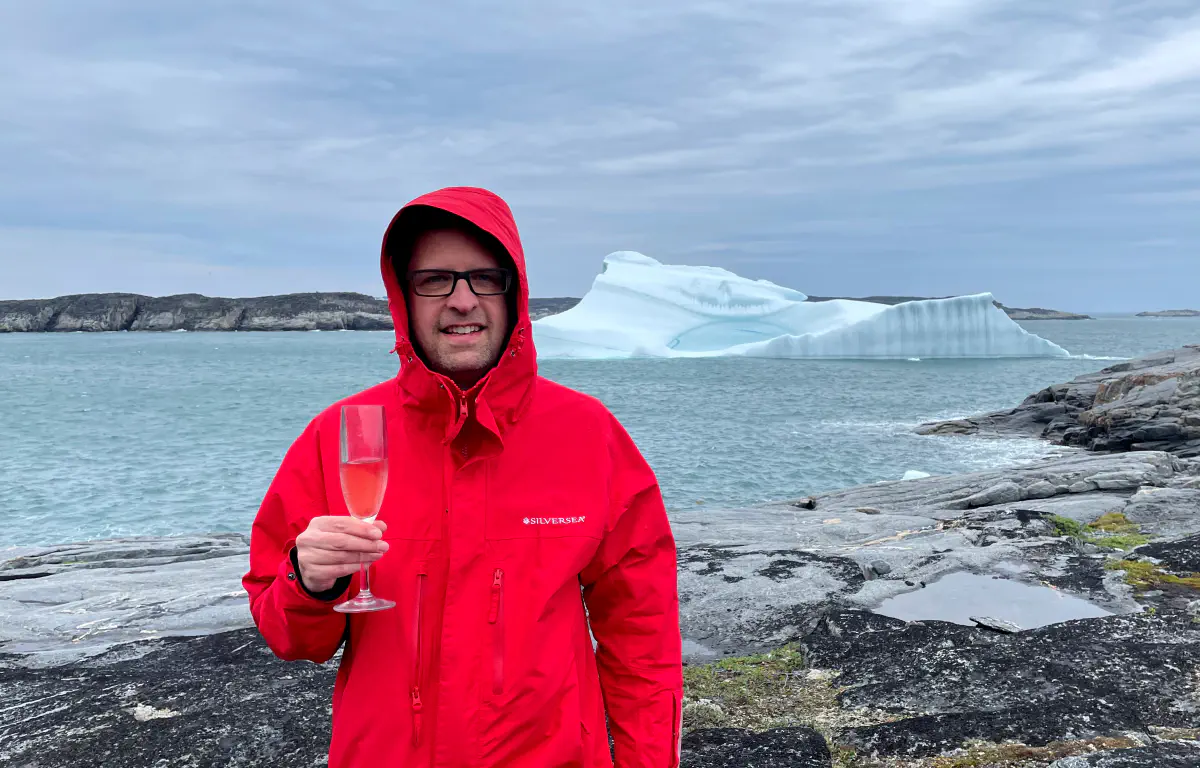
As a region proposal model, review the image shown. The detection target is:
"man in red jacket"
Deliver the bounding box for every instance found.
[243,186,684,767]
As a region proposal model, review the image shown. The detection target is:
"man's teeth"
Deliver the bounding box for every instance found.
[445,325,483,334]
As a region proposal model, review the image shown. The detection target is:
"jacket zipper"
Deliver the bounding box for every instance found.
[411,572,426,746]
[488,568,504,695]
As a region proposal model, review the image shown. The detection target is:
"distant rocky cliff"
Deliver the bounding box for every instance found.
[0,293,583,332]
[997,303,1092,320]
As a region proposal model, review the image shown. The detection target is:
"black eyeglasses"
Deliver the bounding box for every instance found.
[406,268,512,297]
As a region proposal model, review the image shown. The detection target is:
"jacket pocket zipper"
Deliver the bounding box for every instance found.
[488,568,504,695]
[411,572,426,746]
[671,692,681,767]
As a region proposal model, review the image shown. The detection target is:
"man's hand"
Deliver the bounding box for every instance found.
[294,517,390,594]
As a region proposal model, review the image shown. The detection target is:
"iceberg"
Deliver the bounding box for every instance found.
[532,252,1071,359]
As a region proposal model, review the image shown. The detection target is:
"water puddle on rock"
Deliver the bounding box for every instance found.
[682,638,721,661]
[873,571,1111,630]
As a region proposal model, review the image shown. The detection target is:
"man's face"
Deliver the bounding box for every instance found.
[404,228,511,390]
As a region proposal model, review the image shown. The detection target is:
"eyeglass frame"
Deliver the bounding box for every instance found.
[405,268,513,297]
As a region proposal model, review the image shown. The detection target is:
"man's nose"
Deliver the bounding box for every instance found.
[445,275,479,312]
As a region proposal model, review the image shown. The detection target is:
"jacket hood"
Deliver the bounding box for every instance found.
[380,187,537,427]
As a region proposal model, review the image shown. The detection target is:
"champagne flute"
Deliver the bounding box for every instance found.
[334,404,396,613]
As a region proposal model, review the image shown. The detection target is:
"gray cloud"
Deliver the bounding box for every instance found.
[0,0,1197,310]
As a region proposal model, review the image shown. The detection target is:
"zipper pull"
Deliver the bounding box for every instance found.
[411,688,423,746]
[488,569,503,623]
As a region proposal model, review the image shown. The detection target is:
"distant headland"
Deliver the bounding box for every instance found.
[0,293,582,333]
[0,291,1095,333]
[1136,309,1200,318]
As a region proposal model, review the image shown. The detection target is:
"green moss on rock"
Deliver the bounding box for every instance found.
[1049,512,1153,550]
[682,645,899,762]
[1106,559,1200,590]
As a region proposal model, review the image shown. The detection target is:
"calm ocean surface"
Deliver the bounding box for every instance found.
[1,317,1197,547]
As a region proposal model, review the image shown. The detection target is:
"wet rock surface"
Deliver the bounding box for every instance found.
[0,534,252,666]
[917,345,1200,457]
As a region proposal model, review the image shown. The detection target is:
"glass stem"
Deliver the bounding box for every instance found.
[360,558,372,599]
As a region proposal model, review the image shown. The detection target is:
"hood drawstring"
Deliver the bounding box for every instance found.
[392,338,415,365]
[509,325,526,358]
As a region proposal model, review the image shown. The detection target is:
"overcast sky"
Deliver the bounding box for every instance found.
[1,2,1198,312]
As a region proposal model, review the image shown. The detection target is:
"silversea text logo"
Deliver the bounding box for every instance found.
[523,516,586,525]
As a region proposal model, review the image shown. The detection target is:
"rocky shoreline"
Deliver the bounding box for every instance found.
[998,307,1092,321]
[3,349,1200,766]
[917,345,1200,457]
[0,293,581,332]
[671,447,1200,766]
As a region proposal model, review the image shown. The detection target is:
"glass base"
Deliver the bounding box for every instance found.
[333,594,396,613]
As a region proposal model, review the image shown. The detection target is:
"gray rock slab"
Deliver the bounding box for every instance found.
[0,534,252,667]
[674,450,1199,658]
[780,451,1187,517]
[1121,487,1200,538]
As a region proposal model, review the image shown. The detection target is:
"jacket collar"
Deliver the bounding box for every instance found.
[391,326,534,444]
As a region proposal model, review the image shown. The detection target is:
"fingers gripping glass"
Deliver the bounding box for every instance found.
[334,405,395,614]
[407,268,512,297]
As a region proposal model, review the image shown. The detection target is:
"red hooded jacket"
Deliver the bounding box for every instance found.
[243,187,684,767]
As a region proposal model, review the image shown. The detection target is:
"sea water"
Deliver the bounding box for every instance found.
[1,317,1196,547]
